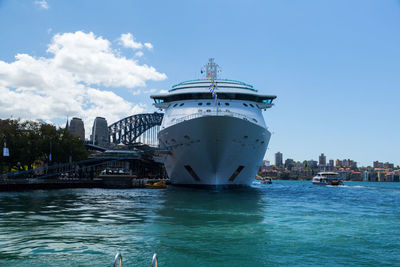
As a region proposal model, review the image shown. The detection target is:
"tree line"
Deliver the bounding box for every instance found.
[0,119,88,174]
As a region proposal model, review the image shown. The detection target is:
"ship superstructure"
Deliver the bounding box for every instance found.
[151,59,276,186]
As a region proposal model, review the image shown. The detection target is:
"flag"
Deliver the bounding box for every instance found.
[208,80,217,104]
[3,147,9,157]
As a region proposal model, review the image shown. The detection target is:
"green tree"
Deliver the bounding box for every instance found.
[0,119,88,174]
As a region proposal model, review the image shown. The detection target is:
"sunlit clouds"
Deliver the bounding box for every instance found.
[0,31,166,136]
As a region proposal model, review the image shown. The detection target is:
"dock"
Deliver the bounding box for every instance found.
[0,176,170,191]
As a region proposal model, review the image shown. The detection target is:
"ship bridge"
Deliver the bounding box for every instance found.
[169,79,257,92]
[150,58,276,110]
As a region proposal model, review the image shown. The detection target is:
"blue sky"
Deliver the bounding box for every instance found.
[0,0,399,166]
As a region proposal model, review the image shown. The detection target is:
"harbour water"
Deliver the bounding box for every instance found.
[0,181,399,266]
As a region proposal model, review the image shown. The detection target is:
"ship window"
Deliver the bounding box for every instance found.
[243,103,248,107]
[198,102,203,106]
[173,104,178,107]
[250,104,254,107]
[206,109,211,112]
[206,102,211,106]
[252,119,257,123]
[225,103,230,106]
[156,92,276,103]
[262,99,273,104]
[198,109,202,112]
[179,103,184,106]
[218,102,221,106]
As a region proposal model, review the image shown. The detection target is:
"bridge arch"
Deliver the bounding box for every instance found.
[108,112,164,145]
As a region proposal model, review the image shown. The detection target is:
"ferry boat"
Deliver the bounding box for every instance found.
[151,59,276,186]
[312,172,343,186]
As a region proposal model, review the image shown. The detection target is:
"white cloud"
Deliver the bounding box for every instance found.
[119,33,143,50]
[0,31,166,137]
[144,89,156,94]
[144,42,153,50]
[119,33,154,55]
[132,89,142,95]
[34,0,49,9]
[131,88,156,96]
[159,89,168,94]
[135,51,144,57]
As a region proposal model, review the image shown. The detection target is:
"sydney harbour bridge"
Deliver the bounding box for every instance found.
[108,112,163,146]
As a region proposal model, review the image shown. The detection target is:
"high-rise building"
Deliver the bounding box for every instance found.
[329,159,334,167]
[307,160,318,169]
[91,117,109,146]
[384,162,394,169]
[285,158,294,170]
[373,161,384,168]
[275,152,283,167]
[319,153,326,166]
[336,159,342,167]
[68,117,85,140]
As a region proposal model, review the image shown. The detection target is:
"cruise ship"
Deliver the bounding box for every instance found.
[151,59,276,186]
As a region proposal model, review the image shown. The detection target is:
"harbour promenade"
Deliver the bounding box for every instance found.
[0,114,168,191]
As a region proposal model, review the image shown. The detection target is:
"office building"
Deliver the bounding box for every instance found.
[275,152,283,167]
[91,117,109,146]
[68,117,85,140]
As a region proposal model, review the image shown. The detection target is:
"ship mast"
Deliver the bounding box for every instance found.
[203,58,220,80]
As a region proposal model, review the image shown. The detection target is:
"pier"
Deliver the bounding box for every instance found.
[0,113,169,191]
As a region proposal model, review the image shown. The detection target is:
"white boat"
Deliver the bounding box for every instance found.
[312,172,343,186]
[150,58,276,186]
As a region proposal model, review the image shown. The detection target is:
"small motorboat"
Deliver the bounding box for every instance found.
[312,172,343,186]
[145,181,167,189]
[260,178,272,184]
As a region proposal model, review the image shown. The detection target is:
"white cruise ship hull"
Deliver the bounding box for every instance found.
[159,115,271,186]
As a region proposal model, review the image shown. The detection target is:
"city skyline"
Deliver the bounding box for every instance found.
[0,0,399,166]
[271,151,398,168]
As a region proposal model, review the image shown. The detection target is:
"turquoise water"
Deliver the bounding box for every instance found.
[0,181,399,266]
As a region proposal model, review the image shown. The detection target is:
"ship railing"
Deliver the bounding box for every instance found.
[113,252,122,267]
[173,110,258,125]
[113,252,158,266]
